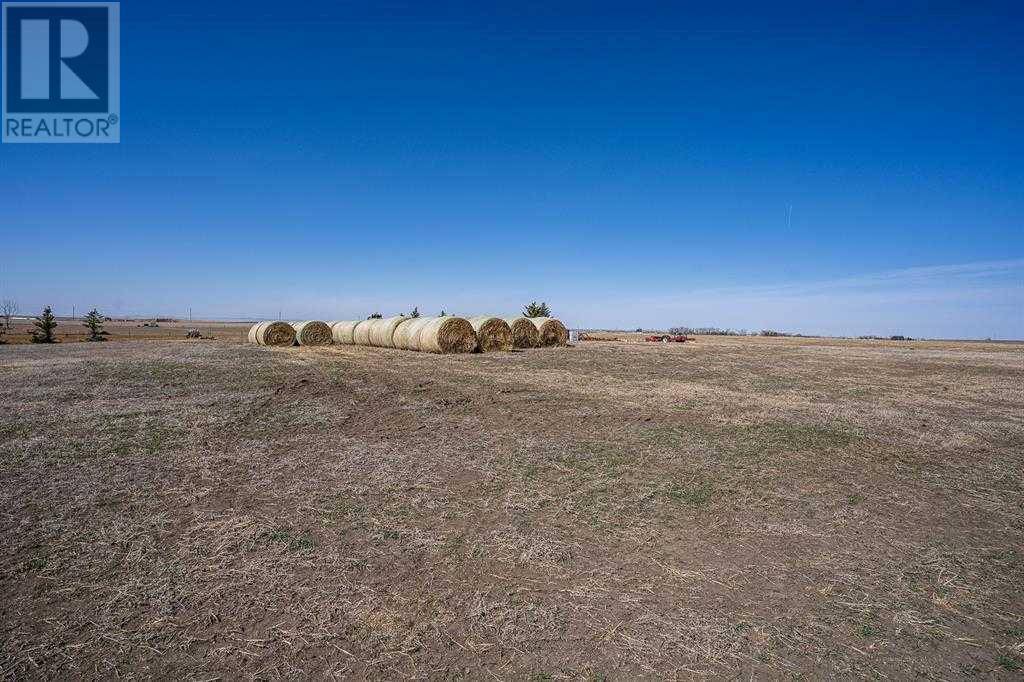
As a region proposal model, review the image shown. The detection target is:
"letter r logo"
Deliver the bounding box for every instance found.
[20,18,98,100]
[4,4,110,113]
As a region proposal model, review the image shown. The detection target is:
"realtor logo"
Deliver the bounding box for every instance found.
[2,2,119,143]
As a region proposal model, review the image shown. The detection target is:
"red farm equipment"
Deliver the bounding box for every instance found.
[644,334,693,343]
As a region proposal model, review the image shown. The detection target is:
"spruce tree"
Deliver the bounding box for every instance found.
[522,301,551,318]
[31,306,57,343]
[83,308,106,341]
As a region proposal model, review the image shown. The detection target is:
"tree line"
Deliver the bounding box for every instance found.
[0,302,107,344]
[0,301,556,344]
[367,302,552,320]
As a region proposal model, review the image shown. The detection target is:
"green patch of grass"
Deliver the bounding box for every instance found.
[0,421,29,443]
[374,528,402,544]
[552,441,634,473]
[321,496,367,527]
[82,357,291,395]
[745,421,858,453]
[750,376,803,393]
[24,556,47,572]
[990,548,1019,567]
[116,359,193,384]
[665,480,714,506]
[235,403,331,440]
[289,535,315,552]
[267,528,316,552]
[543,442,643,527]
[998,654,1021,671]
[70,359,199,393]
[644,420,858,461]
[858,624,876,638]
[573,486,615,527]
[848,492,866,505]
[94,415,182,459]
[0,412,188,462]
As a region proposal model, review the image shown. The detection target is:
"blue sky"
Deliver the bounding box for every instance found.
[2,1,1021,338]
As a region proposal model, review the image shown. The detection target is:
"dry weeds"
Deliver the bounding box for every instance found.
[1,336,1022,678]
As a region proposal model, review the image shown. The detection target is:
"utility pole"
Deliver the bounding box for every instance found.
[188,307,192,322]
[72,305,75,320]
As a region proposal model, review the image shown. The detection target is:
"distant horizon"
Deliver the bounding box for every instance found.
[7,314,1021,343]
[3,257,1020,340]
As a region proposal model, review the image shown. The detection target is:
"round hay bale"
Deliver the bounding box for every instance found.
[330,320,361,345]
[417,316,478,354]
[248,321,296,347]
[291,320,332,346]
[393,317,434,350]
[504,317,541,349]
[368,315,406,348]
[352,320,374,346]
[468,316,513,352]
[531,317,569,346]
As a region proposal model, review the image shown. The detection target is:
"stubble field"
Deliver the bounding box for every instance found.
[1,335,1022,678]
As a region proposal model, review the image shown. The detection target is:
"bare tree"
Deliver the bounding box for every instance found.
[1,299,16,330]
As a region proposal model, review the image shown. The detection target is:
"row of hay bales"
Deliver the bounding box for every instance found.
[248,316,568,354]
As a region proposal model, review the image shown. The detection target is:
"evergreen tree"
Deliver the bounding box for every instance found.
[31,306,57,343]
[409,306,420,318]
[522,301,551,318]
[367,312,383,319]
[83,308,106,341]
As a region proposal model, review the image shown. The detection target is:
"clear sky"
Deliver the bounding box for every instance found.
[2,1,1021,338]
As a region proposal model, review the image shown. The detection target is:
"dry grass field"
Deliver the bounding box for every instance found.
[1,335,1022,678]
[1,318,253,344]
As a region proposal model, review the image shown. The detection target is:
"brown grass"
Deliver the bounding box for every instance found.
[4,318,263,344]
[1,335,1022,678]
